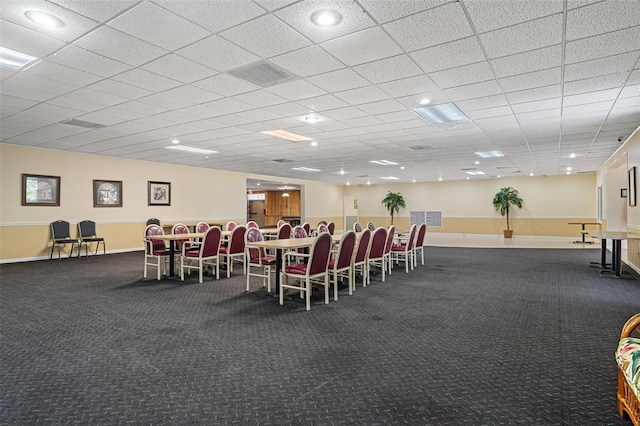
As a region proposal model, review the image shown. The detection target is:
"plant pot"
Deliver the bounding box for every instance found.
[503,230,513,238]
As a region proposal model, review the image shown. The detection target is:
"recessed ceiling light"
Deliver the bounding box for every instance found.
[475,151,504,158]
[529,173,534,176]
[569,153,577,158]
[367,180,371,185]
[566,171,571,175]
[171,138,180,144]
[310,141,318,147]
[438,177,443,182]
[292,167,320,172]
[380,176,400,180]
[310,9,342,26]
[566,167,572,171]
[340,169,345,175]
[261,129,313,142]
[466,177,470,180]
[418,98,431,105]
[465,171,485,176]
[412,179,416,183]
[400,166,405,170]
[369,160,398,166]
[25,10,64,27]
[165,145,217,154]
[412,103,469,124]
[304,116,320,123]
[257,183,260,186]
[474,161,480,165]
[0,46,37,70]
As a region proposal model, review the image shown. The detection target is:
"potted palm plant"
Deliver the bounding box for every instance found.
[381,191,406,225]
[492,186,523,238]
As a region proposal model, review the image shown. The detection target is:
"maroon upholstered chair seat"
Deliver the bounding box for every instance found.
[284,263,307,275]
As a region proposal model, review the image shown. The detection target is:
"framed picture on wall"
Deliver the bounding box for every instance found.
[629,167,637,207]
[621,188,628,198]
[148,181,171,206]
[93,179,122,207]
[22,174,60,206]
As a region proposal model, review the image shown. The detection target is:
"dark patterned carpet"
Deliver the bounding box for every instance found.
[1,247,639,425]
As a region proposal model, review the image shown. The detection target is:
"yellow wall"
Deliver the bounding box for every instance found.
[345,174,597,236]
[0,144,344,261]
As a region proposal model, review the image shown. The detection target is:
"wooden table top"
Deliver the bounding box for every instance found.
[568,222,602,226]
[153,232,204,241]
[246,237,316,249]
[594,231,640,240]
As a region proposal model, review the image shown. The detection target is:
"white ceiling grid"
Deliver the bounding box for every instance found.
[0,0,639,184]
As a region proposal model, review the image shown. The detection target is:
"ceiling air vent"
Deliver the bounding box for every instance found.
[60,119,106,129]
[228,61,297,88]
[408,144,434,151]
[271,158,294,163]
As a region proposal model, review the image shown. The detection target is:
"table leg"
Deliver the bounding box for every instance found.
[590,238,610,268]
[274,248,282,295]
[601,239,635,280]
[168,240,175,277]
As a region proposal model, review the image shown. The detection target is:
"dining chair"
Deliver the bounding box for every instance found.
[77,220,105,257]
[245,227,276,292]
[171,223,191,266]
[383,225,396,275]
[219,225,247,278]
[353,222,363,232]
[413,223,427,266]
[367,222,376,231]
[327,230,356,300]
[50,220,79,260]
[352,228,372,289]
[367,227,388,282]
[180,226,222,283]
[146,218,160,226]
[246,220,259,229]
[195,222,210,233]
[391,224,416,273]
[225,221,237,231]
[143,224,170,280]
[287,225,309,264]
[280,233,333,311]
[277,223,292,239]
[277,219,287,228]
[302,222,311,236]
[327,221,336,235]
[317,223,329,234]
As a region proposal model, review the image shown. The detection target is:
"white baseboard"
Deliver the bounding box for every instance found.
[0,248,142,264]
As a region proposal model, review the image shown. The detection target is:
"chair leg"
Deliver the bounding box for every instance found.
[305,278,311,311]
[144,256,148,278]
[246,265,251,291]
[279,272,285,306]
[324,275,329,305]
[198,259,203,283]
[157,256,161,280]
[333,270,339,301]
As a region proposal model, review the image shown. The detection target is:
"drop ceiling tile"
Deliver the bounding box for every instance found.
[378,75,439,98]
[480,15,562,59]
[220,14,311,58]
[490,45,562,79]
[113,101,168,116]
[275,0,376,43]
[563,100,615,116]
[376,110,424,123]
[410,36,486,74]
[353,55,422,84]
[45,96,106,113]
[230,90,289,108]
[47,45,131,78]
[263,102,313,117]
[1,95,38,110]
[161,85,222,104]
[137,93,193,110]
[357,99,406,116]
[0,19,66,59]
[48,0,138,22]
[359,0,448,23]
[306,68,370,92]
[65,88,129,107]
[430,61,494,89]
[620,84,640,99]
[464,0,562,34]
[176,35,260,72]
[565,26,640,64]
[443,80,503,101]
[628,69,640,85]
[334,85,391,105]
[511,98,561,114]
[141,54,217,84]
[4,73,78,96]
[566,1,640,41]
[76,109,129,126]
[265,80,327,101]
[111,69,182,93]
[500,67,561,92]
[0,83,60,102]
[321,106,367,120]
[456,94,509,111]
[563,88,620,107]
[25,60,103,86]
[320,27,403,66]
[236,109,283,122]
[515,108,561,122]
[563,73,627,95]
[564,52,639,82]
[154,0,265,33]
[384,2,473,52]
[269,46,345,78]
[2,0,99,42]
[75,26,168,67]
[466,106,513,120]
[192,74,258,97]
[505,84,562,104]
[341,116,384,128]
[296,95,349,111]
[88,79,154,100]
[108,2,211,51]
[176,105,226,119]
[201,98,255,114]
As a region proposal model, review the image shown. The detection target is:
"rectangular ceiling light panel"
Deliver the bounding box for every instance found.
[292,167,320,172]
[380,176,400,180]
[260,130,313,142]
[165,145,217,154]
[412,103,469,124]
[474,151,504,158]
[0,46,37,70]
[369,160,398,165]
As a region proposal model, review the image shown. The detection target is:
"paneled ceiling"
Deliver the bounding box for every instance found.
[1,0,639,185]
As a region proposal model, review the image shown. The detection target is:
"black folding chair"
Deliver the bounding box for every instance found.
[50,220,79,260]
[78,220,106,257]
